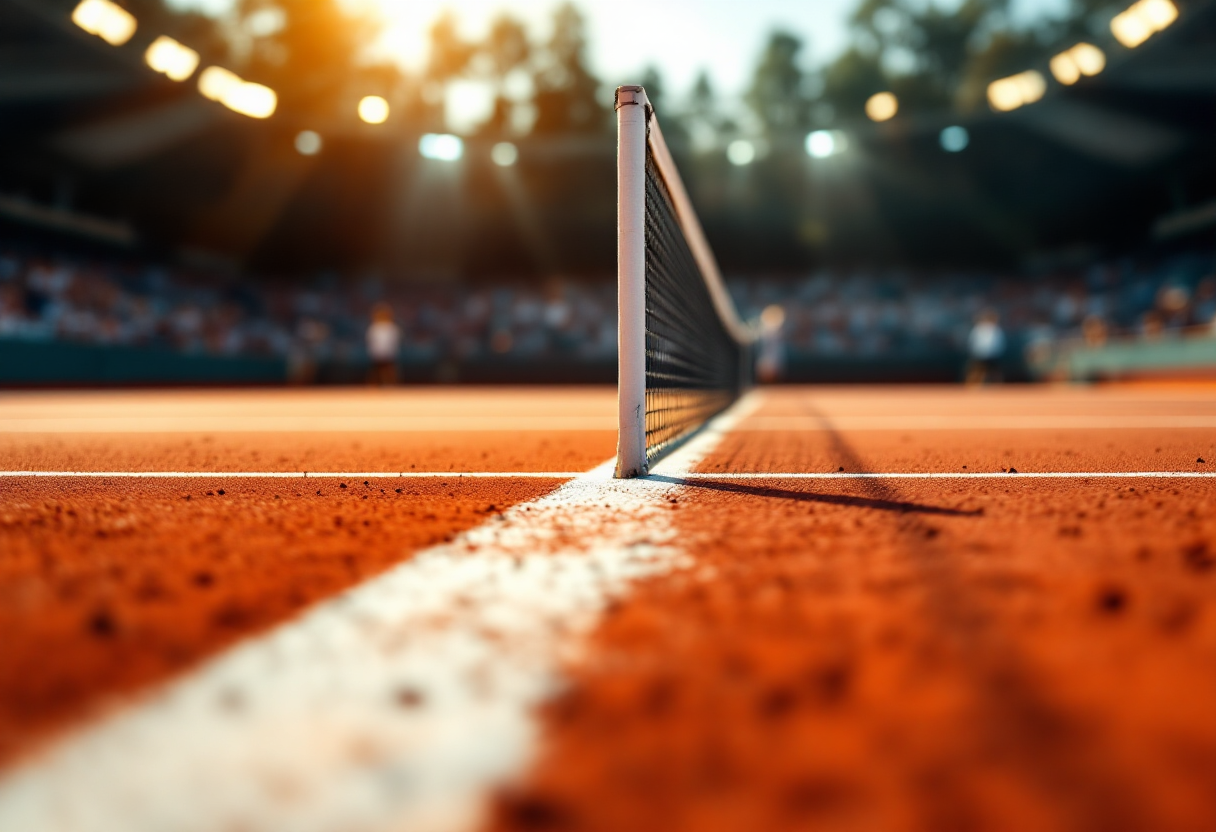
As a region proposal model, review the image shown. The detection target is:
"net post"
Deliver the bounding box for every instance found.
[615,85,648,478]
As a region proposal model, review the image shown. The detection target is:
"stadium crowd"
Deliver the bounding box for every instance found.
[1,245,1213,372]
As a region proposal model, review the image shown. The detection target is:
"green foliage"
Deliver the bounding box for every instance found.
[811,0,1071,119]
[228,0,388,119]
[531,3,604,134]
[746,31,812,136]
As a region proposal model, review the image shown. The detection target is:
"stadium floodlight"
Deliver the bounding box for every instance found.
[224,82,276,119]
[727,139,755,166]
[1050,43,1106,85]
[71,0,137,46]
[865,92,898,122]
[805,130,848,159]
[1111,0,1178,47]
[987,70,1046,112]
[358,95,390,125]
[940,125,969,152]
[198,67,276,118]
[1071,43,1107,75]
[295,131,322,156]
[491,142,518,167]
[1050,51,1082,85]
[806,130,834,158]
[198,66,242,102]
[145,36,200,82]
[419,133,464,161]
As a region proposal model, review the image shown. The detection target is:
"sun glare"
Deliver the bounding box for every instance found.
[351,0,552,69]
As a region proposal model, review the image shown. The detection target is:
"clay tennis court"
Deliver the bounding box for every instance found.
[2,384,1215,831]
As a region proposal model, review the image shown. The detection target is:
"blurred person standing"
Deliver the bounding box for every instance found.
[366,302,400,386]
[966,309,1005,385]
[757,304,786,383]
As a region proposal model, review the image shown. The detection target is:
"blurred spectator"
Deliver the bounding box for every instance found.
[1141,310,1164,341]
[1,241,1213,375]
[756,304,786,383]
[1082,314,1108,348]
[366,302,400,386]
[1192,277,1216,329]
[966,309,1005,385]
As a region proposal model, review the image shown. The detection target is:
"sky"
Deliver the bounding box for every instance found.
[168,0,1070,99]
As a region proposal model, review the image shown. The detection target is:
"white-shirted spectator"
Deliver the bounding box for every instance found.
[366,302,400,386]
[967,309,1005,384]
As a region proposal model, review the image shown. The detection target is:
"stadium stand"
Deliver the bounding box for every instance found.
[3,239,1212,384]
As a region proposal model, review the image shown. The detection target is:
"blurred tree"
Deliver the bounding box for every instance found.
[485,14,531,79]
[480,14,532,136]
[820,47,886,120]
[425,11,475,83]
[746,31,813,137]
[531,3,604,134]
[639,65,665,114]
[126,0,229,62]
[688,71,715,123]
[229,0,395,121]
[638,64,688,142]
[819,0,1049,118]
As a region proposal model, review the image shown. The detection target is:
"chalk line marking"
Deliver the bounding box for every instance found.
[675,471,1216,480]
[2,470,1213,480]
[737,416,1216,431]
[0,471,584,479]
[0,416,616,433]
[0,394,759,832]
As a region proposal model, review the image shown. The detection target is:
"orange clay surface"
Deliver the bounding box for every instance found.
[0,387,616,766]
[491,386,1216,832]
[4,384,1216,832]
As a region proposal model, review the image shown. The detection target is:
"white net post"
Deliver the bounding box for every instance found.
[615,85,648,478]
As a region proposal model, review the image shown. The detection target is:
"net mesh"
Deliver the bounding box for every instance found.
[643,143,748,464]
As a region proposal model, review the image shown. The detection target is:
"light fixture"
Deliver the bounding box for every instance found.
[295,131,322,156]
[419,133,464,161]
[1071,43,1107,75]
[727,139,755,166]
[223,82,276,119]
[987,70,1046,112]
[198,67,276,119]
[71,0,137,46]
[145,36,199,82]
[358,95,390,125]
[491,142,518,167]
[806,130,835,158]
[1111,0,1178,47]
[939,125,969,152]
[865,92,898,122]
[805,130,848,159]
[1050,43,1106,85]
[198,66,242,102]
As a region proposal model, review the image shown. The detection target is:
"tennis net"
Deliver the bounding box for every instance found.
[615,85,754,478]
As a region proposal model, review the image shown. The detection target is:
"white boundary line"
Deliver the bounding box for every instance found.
[736,416,1216,430]
[675,471,1216,480]
[0,395,759,832]
[0,471,583,479]
[2,471,1212,480]
[0,417,616,433]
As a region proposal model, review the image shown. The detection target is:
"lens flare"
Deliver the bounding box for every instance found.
[419,134,464,161]
[727,140,755,166]
[71,0,137,46]
[491,142,519,167]
[865,92,898,122]
[145,36,200,82]
[358,96,390,125]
